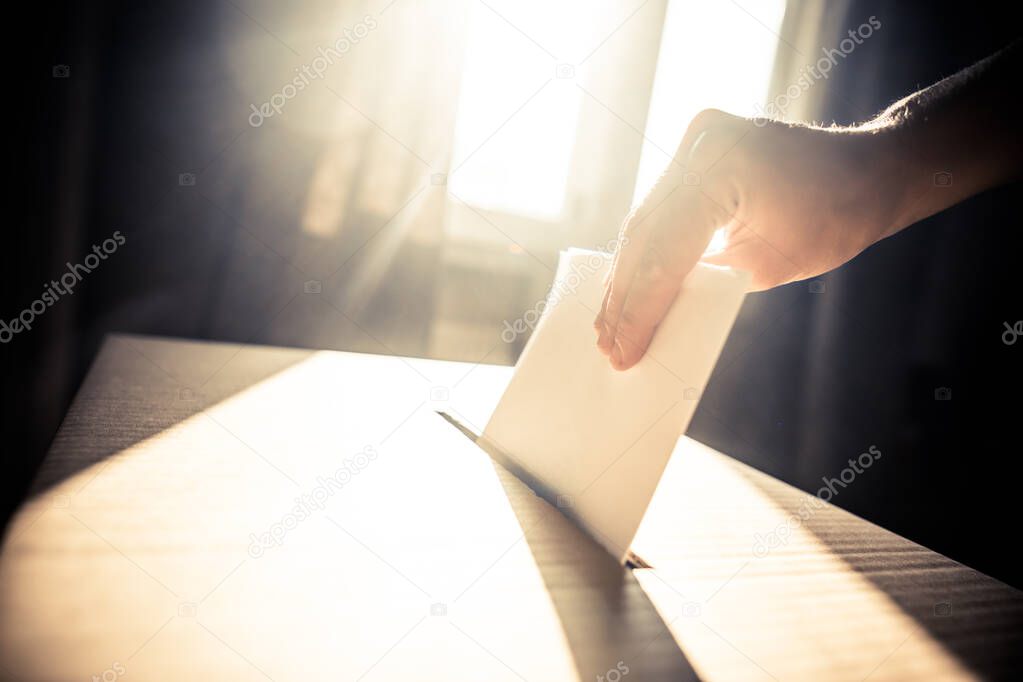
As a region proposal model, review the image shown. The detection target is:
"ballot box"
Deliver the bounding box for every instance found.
[1,334,1020,681]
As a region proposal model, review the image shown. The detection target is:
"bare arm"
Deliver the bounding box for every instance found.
[594,41,1022,371]
[872,40,1022,236]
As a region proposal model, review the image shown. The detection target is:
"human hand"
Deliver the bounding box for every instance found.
[594,108,897,370]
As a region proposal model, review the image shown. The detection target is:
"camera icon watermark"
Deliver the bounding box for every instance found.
[430,173,447,186]
[429,386,449,403]
[178,172,196,187]
[683,387,700,401]
[52,494,70,509]
[934,387,952,401]
[178,387,199,402]
[52,64,70,78]
[681,601,702,618]
[178,602,198,618]
[304,280,322,294]
[933,171,952,187]
[430,602,447,617]
[91,662,126,682]
[556,494,573,509]
[555,63,575,79]
[809,280,826,294]
[682,171,701,186]
[934,602,952,617]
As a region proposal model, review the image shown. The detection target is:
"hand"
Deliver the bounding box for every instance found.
[594,108,898,370]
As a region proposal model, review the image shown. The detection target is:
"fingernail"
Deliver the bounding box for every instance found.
[599,324,615,355]
[610,340,623,368]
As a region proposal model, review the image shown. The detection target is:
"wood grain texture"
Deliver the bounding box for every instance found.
[0,334,1019,681]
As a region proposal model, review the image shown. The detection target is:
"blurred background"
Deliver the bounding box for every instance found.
[4,0,1020,585]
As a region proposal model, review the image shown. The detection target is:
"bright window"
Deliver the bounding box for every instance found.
[633,0,786,204]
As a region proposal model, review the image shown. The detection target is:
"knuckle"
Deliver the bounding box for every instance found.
[638,245,669,281]
[622,208,653,240]
[618,306,648,331]
[605,289,625,315]
[689,108,727,132]
[688,114,753,170]
[690,127,730,164]
[640,233,687,281]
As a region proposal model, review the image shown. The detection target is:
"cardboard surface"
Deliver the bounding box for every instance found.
[1,335,1020,681]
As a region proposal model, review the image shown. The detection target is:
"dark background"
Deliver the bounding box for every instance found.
[3,0,1021,587]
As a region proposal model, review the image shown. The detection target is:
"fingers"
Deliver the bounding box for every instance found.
[594,269,615,355]
[594,244,620,355]
[610,245,684,370]
[595,195,660,357]
[610,196,719,370]
[595,109,746,369]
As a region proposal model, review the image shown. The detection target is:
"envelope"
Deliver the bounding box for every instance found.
[481,248,749,562]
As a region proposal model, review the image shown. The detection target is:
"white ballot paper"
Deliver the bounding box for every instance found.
[482,248,749,563]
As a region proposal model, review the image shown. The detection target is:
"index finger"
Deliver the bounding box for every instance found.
[594,181,670,356]
[595,109,738,363]
[610,192,719,370]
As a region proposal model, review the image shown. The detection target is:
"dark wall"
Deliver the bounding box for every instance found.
[691,1,1022,586]
[3,1,105,531]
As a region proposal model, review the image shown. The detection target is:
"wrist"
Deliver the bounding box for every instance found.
[849,124,914,244]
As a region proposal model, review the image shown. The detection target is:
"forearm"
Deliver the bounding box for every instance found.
[866,41,1022,239]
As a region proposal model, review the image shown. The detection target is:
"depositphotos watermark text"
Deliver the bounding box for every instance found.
[754,15,881,123]
[1,231,126,343]
[247,445,378,557]
[248,15,378,127]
